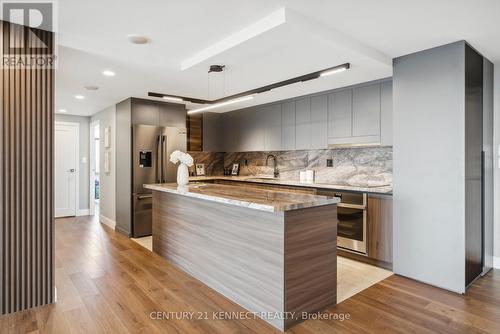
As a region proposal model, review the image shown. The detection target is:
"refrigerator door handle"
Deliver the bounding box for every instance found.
[156,135,162,183]
[162,135,167,183]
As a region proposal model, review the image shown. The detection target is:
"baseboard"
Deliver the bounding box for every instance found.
[76,209,90,216]
[494,256,500,269]
[99,215,116,230]
[114,225,131,237]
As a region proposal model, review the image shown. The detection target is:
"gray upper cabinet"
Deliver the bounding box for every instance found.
[223,111,241,152]
[380,81,393,146]
[295,98,311,150]
[310,95,328,149]
[203,113,223,152]
[328,89,352,139]
[131,101,160,125]
[205,80,392,152]
[352,84,381,137]
[281,101,296,150]
[240,108,264,152]
[264,104,282,151]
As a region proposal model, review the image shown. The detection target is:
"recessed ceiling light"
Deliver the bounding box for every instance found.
[84,85,99,91]
[58,109,67,113]
[127,34,149,45]
[102,70,115,77]
[75,95,85,100]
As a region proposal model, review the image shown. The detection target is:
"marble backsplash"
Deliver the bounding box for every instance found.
[187,152,225,176]
[189,147,392,187]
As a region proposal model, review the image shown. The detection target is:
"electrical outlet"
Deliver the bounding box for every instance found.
[326,159,333,167]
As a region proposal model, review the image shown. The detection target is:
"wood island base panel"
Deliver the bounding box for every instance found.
[152,190,337,330]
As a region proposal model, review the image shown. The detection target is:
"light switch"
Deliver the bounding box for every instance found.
[81,157,87,164]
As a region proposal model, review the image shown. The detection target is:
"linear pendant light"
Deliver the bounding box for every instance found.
[188,96,254,114]
[162,96,184,102]
[149,63,350,113]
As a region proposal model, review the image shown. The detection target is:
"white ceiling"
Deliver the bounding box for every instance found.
[53,0,500,116]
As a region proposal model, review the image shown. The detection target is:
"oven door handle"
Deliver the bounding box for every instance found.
[337,203,366,210]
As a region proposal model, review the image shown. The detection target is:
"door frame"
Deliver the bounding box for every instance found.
[89,120,99,216]
[54,121,80,217]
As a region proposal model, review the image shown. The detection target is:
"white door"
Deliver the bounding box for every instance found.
[55,123,79,217]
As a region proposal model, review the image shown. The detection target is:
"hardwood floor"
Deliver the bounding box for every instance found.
[1,215,499,333]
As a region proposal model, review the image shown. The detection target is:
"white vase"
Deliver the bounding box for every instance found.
[177,163,189,186]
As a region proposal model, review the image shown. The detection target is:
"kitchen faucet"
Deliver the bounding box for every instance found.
[266,154,279,178]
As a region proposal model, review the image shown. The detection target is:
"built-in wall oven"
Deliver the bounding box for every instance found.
[317,190,367,255]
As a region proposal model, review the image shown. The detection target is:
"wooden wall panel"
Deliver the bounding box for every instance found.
[187,113,202,151]
[0,21,54,314]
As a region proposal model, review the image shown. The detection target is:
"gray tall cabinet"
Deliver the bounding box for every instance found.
[393,41,494,293]
[203,79,392,152]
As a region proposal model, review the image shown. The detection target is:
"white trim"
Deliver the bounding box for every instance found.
[55,121,79,218]
[89,120,100,216]
[494,256,500,269]
[99,215,116,230]
[77,209,90,216]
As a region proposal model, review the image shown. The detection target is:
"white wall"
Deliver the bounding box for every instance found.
[90,105,116,225]
[494,64,500,268]
[55,114,90,213]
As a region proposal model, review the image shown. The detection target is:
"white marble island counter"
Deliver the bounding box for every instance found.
[144,182,340,212]
[145,181,339,330]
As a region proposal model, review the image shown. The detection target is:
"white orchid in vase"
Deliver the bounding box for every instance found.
[169,150,193,186]
[169,150,194,166]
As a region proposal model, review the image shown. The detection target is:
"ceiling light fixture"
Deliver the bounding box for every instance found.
[127,34,149,45]
[149,63,350,112]
[320,64,349,77]
[188,96,254,114]
[84,85,99,91]
[162,95,184,102]
[58,109,67,113]
[75,95,85,100]
[102,70,115,77]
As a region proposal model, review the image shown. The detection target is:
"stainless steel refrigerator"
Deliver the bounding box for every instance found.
[132,125,187,237]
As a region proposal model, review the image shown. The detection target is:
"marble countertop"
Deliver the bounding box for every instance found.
[144,183,340,213]
[188,176,393,194]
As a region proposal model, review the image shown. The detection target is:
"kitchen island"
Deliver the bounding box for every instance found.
[144,182,339,330]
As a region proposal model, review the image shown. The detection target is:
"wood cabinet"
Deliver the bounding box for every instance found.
[209,179,393,269]
[367,194,393,264]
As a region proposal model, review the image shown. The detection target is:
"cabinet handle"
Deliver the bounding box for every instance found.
[137,195,153,200]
